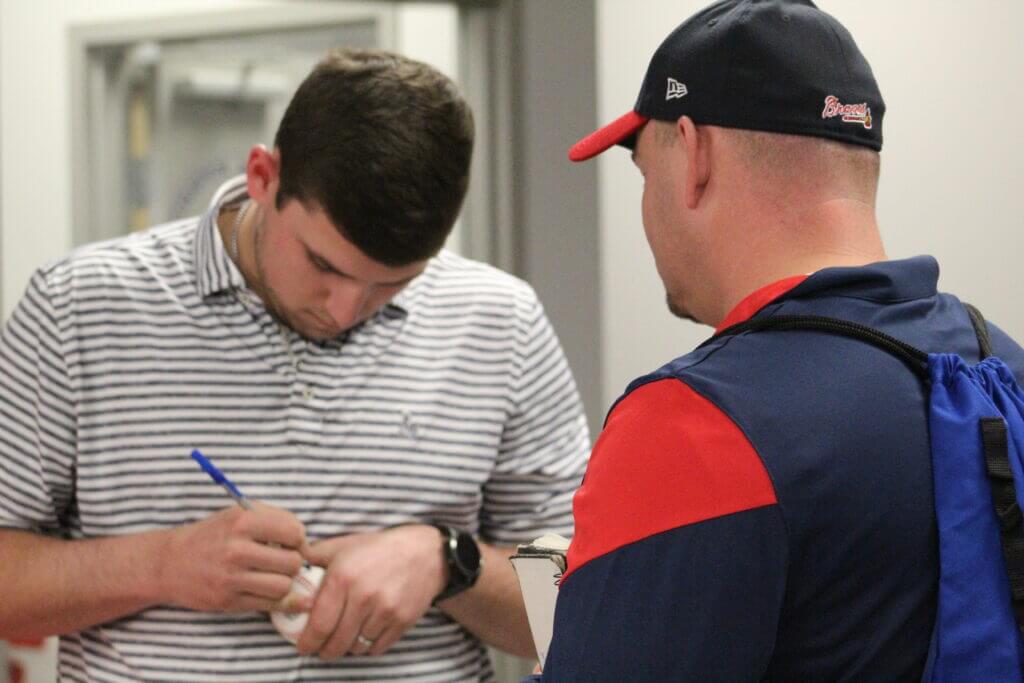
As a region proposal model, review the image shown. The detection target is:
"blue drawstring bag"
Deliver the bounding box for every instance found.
[710,305,1024,681]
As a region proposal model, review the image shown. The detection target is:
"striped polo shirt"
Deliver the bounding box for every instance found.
[0,177,590,682]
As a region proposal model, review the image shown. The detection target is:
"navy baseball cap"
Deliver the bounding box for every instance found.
[569,0,884,162]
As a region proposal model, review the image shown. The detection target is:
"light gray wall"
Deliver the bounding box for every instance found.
[595,0,1024,408]
[0,0,272,322]
[511,1,603,434]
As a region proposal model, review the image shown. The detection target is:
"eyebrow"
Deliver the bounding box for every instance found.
[306,247,419,288]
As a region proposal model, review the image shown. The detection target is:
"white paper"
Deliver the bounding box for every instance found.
[510,534,570,671]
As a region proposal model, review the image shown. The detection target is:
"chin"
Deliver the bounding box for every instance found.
[666,292,697,323]
[299,324,341,342]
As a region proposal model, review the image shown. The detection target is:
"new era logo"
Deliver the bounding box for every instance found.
[666,78,688,100]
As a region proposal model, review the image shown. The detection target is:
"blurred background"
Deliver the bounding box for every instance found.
[1,1,1023,681]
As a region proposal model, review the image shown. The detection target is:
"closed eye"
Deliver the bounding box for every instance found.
[309,253,337,274]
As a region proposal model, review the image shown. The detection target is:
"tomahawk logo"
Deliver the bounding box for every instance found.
[666,78,688,100]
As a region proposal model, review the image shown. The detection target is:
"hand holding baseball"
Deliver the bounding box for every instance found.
[294,524,448,659]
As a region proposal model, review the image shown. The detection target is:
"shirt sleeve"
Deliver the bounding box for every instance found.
[0,269,77,533]
[542,377,788,682]
[479,293,590,545]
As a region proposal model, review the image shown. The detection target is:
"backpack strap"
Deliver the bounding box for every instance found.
[965,303,994,359]
[964,304,1024,627]
[706,305,1024,629]
[703,314,930,380]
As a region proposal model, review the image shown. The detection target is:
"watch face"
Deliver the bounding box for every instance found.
[454,531,481,576]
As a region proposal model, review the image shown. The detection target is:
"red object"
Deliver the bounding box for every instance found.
[564,377,778,581]
[715,274,809,333]
[568,110,648,162]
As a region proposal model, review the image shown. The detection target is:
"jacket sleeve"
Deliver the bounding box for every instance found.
[542,378,788,682]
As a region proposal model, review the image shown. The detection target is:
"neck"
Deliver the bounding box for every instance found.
[705,198,887,326]
[217,201,265,297]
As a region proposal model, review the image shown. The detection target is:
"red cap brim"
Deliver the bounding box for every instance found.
[568,111,649,162]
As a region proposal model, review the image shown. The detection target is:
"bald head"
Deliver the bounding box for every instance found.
[652,121,880,204]
[726,128,880,204]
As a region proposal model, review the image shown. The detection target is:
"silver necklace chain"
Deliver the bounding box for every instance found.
[229,199,250,263]
[227,199,303,376]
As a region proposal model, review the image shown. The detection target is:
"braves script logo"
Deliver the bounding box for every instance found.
[821,95,872,129]
[666,78,688,100]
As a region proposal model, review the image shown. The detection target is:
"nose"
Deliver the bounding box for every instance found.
[324,280,373,331]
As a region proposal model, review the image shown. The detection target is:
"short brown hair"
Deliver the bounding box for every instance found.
[274,48,474,266]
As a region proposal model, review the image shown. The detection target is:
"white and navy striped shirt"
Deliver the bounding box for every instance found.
[0,177,590,682]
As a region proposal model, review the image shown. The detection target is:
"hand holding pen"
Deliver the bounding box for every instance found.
[155,449,307,615]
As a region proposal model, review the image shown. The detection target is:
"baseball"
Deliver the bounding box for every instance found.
[271,564,325,644]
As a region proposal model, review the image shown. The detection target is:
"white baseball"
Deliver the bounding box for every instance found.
[271,564,325,644]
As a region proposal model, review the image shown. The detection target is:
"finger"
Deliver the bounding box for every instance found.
[348,629,373,656]
[242,509,306,549]
[350,618,385,655]
[229,593,293,614]
[300,542,334,568]
[236,569,297,601]
[275,591,314,614]
[367,622,407,657]
[296,577,346,656]
[236,542,305,577]
[302,534,359,568]
[350,607,390,656]
[318,593,372,660]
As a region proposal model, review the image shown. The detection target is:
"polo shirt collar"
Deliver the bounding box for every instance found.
[193,175,249,299]
[715,256,941,333]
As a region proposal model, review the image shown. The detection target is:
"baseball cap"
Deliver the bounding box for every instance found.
[569,0,884,162]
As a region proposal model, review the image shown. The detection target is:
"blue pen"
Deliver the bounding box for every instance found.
[191,448,253,510]
[191,449,298,559]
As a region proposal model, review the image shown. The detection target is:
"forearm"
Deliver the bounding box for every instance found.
[0,528,169,640]
[439,542,534,658]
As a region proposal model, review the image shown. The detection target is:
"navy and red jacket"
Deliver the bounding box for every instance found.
[541,257,1024,682]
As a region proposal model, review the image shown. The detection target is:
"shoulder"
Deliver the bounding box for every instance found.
[566,375,777,578]
[36,219,197,292]
[402,250,544,322]
[419,250,537,298]
[13,220,199,331]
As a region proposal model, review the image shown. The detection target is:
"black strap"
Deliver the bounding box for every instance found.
[703,314,930,380]
[706,304,1024,628]
[962,307,1024,624]
[981,418,1024,626]
[965,303,994,359]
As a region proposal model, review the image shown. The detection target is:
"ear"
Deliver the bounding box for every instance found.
[677,116,710,210]
[245,145,281,206]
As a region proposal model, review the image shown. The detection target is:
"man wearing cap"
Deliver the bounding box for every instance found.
[538,0,1024,680]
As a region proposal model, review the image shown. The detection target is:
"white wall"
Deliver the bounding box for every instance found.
[596,0,1024,407]
[0,0,458,321]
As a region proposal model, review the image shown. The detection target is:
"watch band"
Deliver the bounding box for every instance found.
[432,523,483,604]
